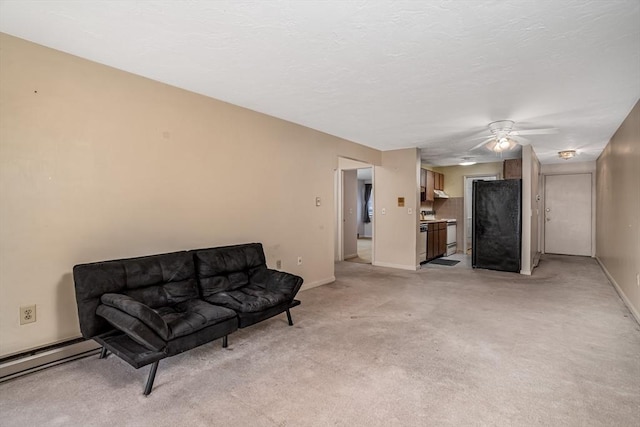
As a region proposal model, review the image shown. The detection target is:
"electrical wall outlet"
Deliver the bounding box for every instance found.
[297,256,303,265]
[20,305,36,325]
[276,260,282,269]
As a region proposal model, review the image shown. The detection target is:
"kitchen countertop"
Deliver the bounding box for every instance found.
[420,219,457,223]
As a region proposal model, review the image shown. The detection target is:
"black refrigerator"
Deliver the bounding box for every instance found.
[472,179,522,272]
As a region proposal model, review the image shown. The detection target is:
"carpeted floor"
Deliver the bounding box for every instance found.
[345,238,372,264]
[1,254,639,426]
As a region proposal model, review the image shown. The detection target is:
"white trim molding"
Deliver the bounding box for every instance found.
[301,276,336,291]
[597,257,640,325]
[373,261,417,271]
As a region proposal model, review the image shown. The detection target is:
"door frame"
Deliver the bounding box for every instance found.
[541,172,595,256]
[335,158,375,262]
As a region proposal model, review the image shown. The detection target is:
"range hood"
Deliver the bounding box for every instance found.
[434,189,449,198]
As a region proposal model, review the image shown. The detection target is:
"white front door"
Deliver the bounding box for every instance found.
[544,173,592,256]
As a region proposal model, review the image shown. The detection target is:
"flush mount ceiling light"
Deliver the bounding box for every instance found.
[558,150,577,160]
[459,157,477,166]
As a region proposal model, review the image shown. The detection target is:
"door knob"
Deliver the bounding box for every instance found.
[546,218,551,222]
[545,208,550,212]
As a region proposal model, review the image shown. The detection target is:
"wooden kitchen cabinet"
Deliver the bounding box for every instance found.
[420,168,427,203]
[426,221,447,261]
[437,222,447,256]
[426,170,435,202]
[426,223,436,260]
[422,169,444,204]
[434,172,444,191]
[504,159,522,179]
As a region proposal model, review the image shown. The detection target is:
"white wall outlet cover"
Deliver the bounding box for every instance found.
[381,208,386,215]
[408,208,413,214]
[315,197,321,206]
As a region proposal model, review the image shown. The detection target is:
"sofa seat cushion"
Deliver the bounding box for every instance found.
[204,284,289,313]
[99,293,237,343]
[156,299,237,340]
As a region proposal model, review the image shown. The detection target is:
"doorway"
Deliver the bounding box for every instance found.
[544,173,592,256]
[463,174,498,255]
[335,157,374,264]
[343,168,373,264]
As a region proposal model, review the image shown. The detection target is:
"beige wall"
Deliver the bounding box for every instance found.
[342,170,358,258]
[0,34,382,356]
[435,162,503,197]
[374,148,420,269]
[521,145,541,275]
[596,100,640,322]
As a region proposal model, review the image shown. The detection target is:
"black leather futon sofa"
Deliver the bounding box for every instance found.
[73,243,303,395]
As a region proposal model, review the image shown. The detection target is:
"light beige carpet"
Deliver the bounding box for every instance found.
[345,238,371,264]
[1,254,639,426]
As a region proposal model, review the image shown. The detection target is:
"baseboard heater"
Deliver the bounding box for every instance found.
[0,338,101,382]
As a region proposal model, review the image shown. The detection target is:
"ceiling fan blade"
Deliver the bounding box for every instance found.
[510,135,530,145]
[470,137,495,151]
[463,133,493,142]
[511,128,558,136]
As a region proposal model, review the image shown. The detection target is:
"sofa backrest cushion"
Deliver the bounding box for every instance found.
[73,251,197,338]
[193,243,268,298]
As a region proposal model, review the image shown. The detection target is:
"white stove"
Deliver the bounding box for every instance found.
[443,220,457,256]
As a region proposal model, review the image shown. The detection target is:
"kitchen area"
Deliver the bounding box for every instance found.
[417,160,524,270]
[418,168,459,265]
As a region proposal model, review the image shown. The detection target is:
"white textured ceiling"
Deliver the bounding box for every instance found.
[1,0,639,165]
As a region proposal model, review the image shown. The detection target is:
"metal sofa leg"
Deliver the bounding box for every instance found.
[222,335,228,348]
[99,347,109,359]
[143,361,160,396]
[286,309,293,326]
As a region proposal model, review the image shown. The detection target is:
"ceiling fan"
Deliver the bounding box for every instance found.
[469,120,558,153]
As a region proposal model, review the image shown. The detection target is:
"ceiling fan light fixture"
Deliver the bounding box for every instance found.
[459,158,477,166]
[558,150,576,160]
[498,137,511,149]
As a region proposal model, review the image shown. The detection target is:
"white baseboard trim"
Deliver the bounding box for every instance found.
[596,257,640,326]
[520,269,532,276]
[344,253,358,260]
[533,252,541,267]
[372,261,417,271]
[0,339,101,382]
[300,276,336,291]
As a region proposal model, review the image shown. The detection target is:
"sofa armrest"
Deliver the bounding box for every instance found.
[265,269,304,299]
[101,293,170,340]
[96,305,166,352]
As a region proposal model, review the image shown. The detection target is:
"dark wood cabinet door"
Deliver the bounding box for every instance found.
[438,225,447,256]
[420,169,427,203]
[433,173,442,191]
[427,223,436,259]
[504,159,522,179]
[426,170,435,202]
